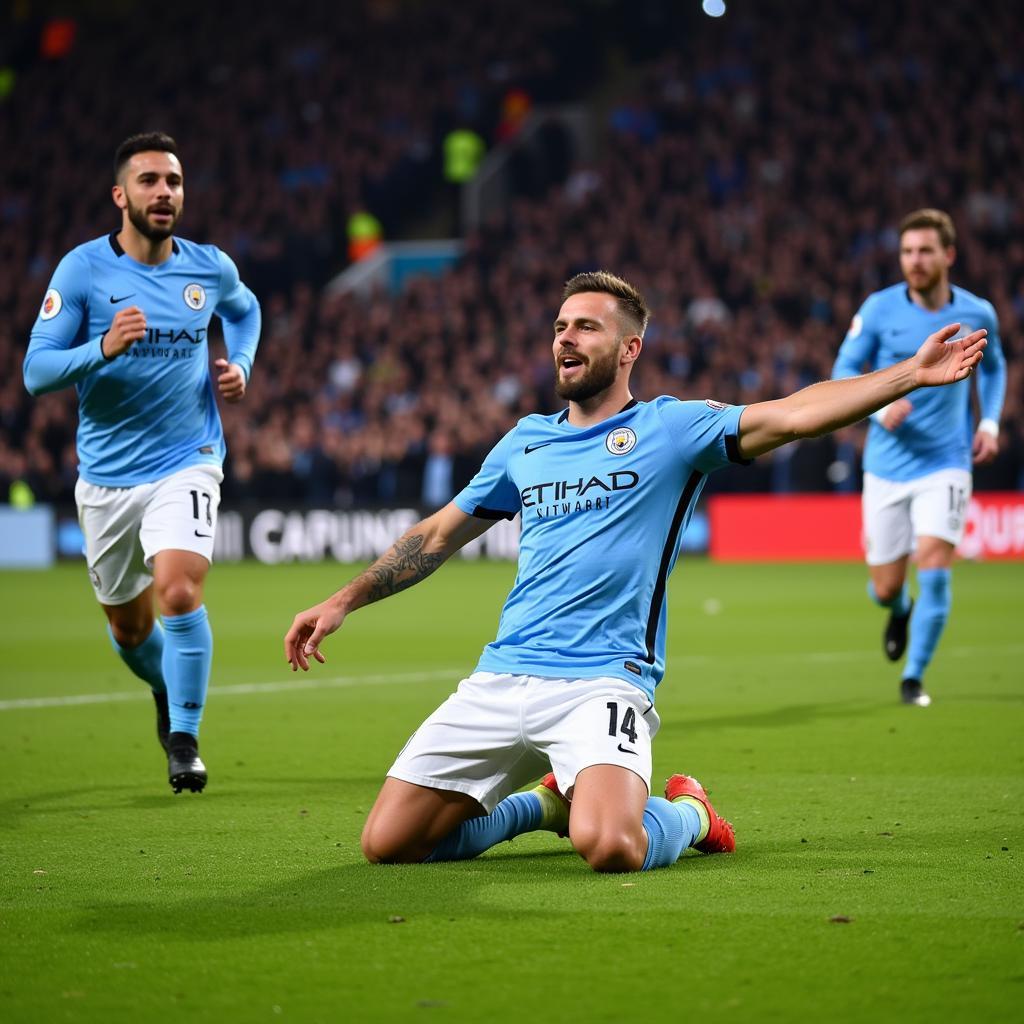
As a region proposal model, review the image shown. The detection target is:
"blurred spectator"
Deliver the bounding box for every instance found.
[443,126,487,232]
[496,88,532,143]
[422,430,457,509]
[4,0,1022,509]
[347,209,383,263]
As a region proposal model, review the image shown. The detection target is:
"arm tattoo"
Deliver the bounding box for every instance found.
[359,533,446,604]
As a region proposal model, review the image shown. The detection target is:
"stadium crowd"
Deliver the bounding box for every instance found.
[2,0,1021,508]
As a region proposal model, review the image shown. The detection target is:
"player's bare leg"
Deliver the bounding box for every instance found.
[567,764,650,872]
[153,549,213,792]
[869,556,909,606]
[361,778,485,864]
[153,549,209,617]
[103,585,157,646]
[568,764,734,872]
[915,535,955,572]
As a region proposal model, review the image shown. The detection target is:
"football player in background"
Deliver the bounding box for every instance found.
[833,209,1006,706]
[24,132,261,792]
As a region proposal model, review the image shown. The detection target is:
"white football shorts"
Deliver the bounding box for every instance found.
[75,463,224,605]
[862,468,972,565]
[388,672,660,812]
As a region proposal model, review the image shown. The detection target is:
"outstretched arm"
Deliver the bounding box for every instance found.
[738,323,987,458]
[284,501,495,671]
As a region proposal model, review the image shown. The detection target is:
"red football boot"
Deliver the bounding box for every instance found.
[533,772,570,838]
[665,774,735,854]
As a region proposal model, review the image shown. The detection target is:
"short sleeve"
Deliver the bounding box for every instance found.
[453,429,522,520]
[656,398,748,473]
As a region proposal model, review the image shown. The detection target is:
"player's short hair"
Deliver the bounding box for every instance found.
[562,270,650,336]
[114,132,179,182]
[899,208,956,248]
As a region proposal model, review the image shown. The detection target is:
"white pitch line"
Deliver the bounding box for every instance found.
[1,643,1021,713]
[0,668,462,712]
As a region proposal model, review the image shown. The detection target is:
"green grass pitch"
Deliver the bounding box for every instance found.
[1,558,1021,1023]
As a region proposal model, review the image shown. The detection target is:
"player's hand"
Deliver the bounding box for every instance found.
[972,428,999,464]
[101,306,147,358]
[215,359,246,403]
[912,323,986,388]
[284,597,347,672]
[880,398,913,431]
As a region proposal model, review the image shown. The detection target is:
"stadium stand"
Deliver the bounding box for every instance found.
[3,0,1020,508]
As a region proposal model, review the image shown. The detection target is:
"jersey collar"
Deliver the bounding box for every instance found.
[903,284,955,309]
[108,231,180,257]
[557,398,638,425]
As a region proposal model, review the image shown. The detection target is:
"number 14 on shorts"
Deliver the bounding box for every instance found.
[607,701,638,754]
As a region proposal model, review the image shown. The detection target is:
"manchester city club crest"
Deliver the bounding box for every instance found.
[606,426,637,455]
[183,283,207,310]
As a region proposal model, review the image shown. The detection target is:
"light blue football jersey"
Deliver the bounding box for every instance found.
[832,283,1005,482]
[24,232,261,486]
[454,397,748,701]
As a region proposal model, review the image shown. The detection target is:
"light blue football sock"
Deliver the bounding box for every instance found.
[424,793,542,862]
[867,580,911,616]
[162,605,212,737]
[107,621,166,693]
[904,568,951,680]
[641,796,702,871]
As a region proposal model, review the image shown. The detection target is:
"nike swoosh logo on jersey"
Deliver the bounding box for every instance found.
[524,442,553,454]
[109,293,136,303]
[194,530,212,538]
[617,744,638,756]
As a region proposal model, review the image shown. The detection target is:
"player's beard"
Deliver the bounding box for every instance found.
[554,345,620,402]
[904,264,944,294]
[126,196,181,241]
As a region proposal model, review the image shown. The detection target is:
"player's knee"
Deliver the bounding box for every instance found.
[360,836,389,865]
[571,821,645,873]
[360,823,425,865]
[156,578,200,617]
[873,580,903,604]
[109,618,153,648]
